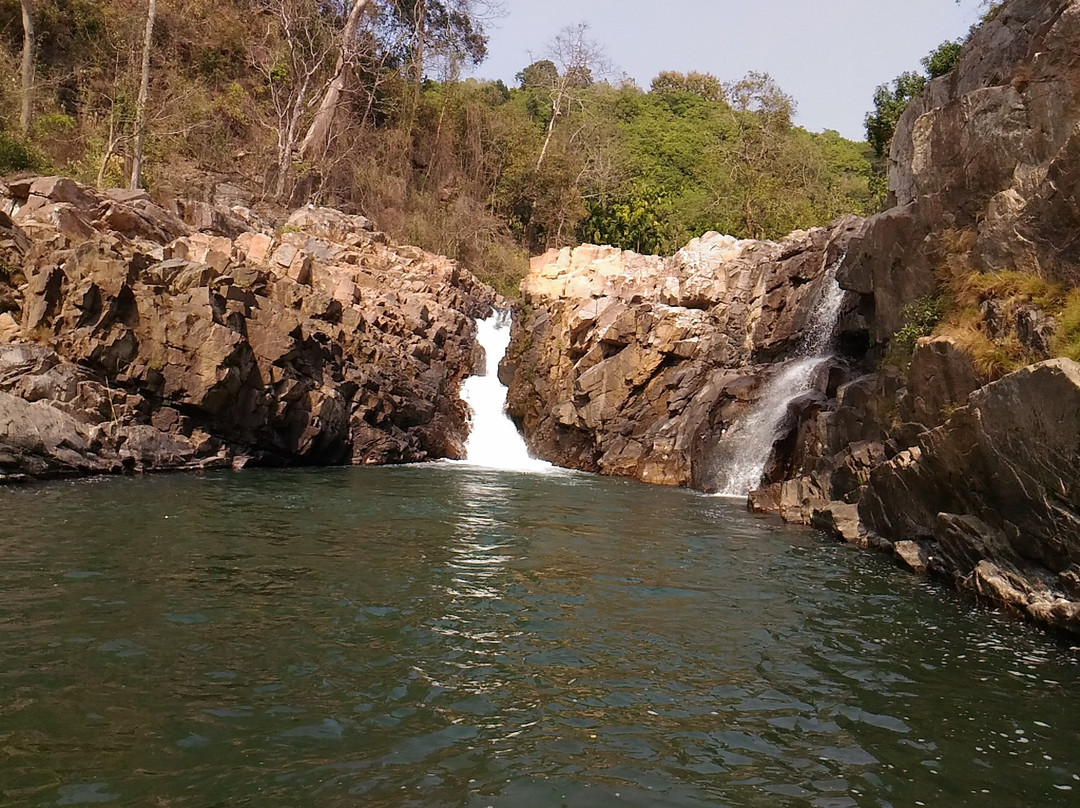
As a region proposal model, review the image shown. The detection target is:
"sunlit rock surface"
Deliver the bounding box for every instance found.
[504,219,864,489]
[0,176,496,480]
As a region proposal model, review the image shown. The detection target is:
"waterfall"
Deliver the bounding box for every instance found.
[459,312,553,472]
[712,253,847,497]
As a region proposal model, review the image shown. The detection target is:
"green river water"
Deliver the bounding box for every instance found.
[0,465,1077,807]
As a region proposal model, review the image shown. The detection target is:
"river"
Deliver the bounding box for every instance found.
[0,466,1076,807]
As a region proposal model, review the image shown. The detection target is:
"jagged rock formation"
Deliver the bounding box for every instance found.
[841,0,1080,341]
[812,0,1080,633]
[503,220,862,488]
[859,359,1080,632]
[505,0,1080,635]
[0,176,495,481]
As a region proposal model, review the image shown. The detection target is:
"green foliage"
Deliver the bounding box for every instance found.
[650,71,725,103]
[922,40,963,79]
[31,113,77,139]
[890,295,946,361]
[560,79,875,251]
[583,182,671,254]
[517,60,558,89]
[0,130,43,172]
[865,71,926,158]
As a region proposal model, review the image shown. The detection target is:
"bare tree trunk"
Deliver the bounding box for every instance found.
[275,76,311,201]
[535,104,559,171]
[19,0,35,137]
[298,0,370,163]
[97,115,118,187]
[129,0,157,190]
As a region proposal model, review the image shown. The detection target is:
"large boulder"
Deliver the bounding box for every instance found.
[860,359,1080,632]
[505,219,864,488]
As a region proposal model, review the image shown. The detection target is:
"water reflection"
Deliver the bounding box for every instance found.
[0,467,1076,808]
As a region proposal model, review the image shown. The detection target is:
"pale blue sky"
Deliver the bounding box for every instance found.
[466,0,986,141]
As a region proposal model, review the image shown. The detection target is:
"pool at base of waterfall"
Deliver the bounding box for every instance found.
[0,466,1077,808]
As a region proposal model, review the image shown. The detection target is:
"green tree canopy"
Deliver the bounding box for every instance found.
[922,39,963,78]
[864,38,964,159]
[649,71,726,103]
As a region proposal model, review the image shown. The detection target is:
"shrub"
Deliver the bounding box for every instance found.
[1052,290,1080,362]
[936,316,1017,378]
[0,131,42,173]
[889,295,946,361]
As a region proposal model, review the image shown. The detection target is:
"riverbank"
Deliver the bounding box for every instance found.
[1,176,498,481]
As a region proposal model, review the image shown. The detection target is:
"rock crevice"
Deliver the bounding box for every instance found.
[0,175,496,481]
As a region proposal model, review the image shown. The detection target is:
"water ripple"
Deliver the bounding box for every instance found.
[0,467,1076,807]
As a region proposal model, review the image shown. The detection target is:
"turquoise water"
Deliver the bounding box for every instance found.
[0,466,1076,807]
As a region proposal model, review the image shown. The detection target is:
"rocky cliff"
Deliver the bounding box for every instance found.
[505,0,1080,634]
[842,0,1080,342]
[503,219,864,489]
[0,176,496,481]
[826,0,1080,632]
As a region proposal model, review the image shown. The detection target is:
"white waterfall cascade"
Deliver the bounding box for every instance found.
[459,312,553,472]
[713,252,847,497]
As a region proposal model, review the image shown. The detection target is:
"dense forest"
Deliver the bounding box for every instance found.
[0,0,880,294]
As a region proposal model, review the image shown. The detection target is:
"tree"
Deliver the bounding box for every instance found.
[863,39,962,161]
[532,22,606,171]
[129,0,156,189]
[255,0,338,200]
[18,0,35,136]
[864,71,926,158]
[582,181,670,254]
[298,0,372,163]
[720,72,798,238]
[922,39,963,78]
[725,71,794,127]
[649,70,725,103]
[516,59,557,90]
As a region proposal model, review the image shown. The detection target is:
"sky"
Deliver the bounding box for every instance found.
[465,0,987,141]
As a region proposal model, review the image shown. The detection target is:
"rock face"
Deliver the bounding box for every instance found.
[840,0,1080,341]
[859,360,1080,632]
[0,176,495,481]
[504,220,864,488]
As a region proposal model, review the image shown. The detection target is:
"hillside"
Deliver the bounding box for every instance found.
[1,0,874,296]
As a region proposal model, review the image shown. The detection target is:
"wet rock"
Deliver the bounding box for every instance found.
[811,502,866,546]
[749,475,829,525]
[894,541,930,574]
[506,222,862,488]
[860,359,1080,633]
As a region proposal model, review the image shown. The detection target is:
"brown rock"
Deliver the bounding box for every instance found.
[861,359,1080,633]
[506,221,862,486]
[900,336,983,428]
[811,502,865,546]
[3,181,496,480]
[894,541,929,574]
